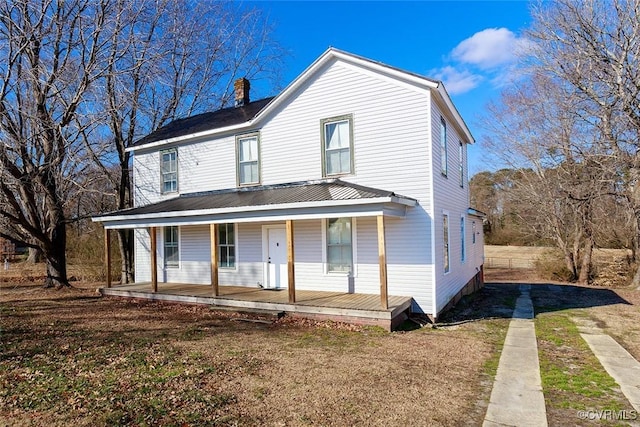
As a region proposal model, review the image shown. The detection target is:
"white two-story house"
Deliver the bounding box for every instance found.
[94,48,485,325]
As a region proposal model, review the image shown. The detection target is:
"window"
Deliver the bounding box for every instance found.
[164,226,179,268]
[322,115,353,176]
[237,134,260,185]
[161,148,178,193]
[472,221,477,244]
[218,223,236,268]
[440,117,448,176]
[443,214,450,273]
[459,141,464,187]
[326,218,352,272]
[461,216,466,262]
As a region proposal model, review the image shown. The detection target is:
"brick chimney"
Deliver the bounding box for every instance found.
[234,78,250,107]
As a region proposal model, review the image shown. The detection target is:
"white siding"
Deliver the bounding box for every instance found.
[431,100,481,314]
[128,56,484,316]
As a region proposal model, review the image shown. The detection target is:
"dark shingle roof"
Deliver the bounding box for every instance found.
[101,180,414,218]
[133,97,275,147]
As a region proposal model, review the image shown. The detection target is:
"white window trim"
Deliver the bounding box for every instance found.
[162,225,181,269]
[459,140,464,188]
[321,217,358,277]
[321,114,355,177]
[461,215,466,263]
[472,221,477,245]
[218,223,238,271]
[443,211,450,274]
[440,117,448,177]
[236,132,261,186]
[160,148,178,194]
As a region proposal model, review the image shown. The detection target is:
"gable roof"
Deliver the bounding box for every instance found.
[133,97,274,148]
[128,47,474,152]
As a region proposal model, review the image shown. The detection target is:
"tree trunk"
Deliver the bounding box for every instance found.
[117,229,134,283]
[577,237,593,285]
[26,247,42,263]
[43,222,69,288]
[563,250,578,281]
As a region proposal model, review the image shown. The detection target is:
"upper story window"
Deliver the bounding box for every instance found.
[322,115,353,176]
[326,217,353,273]
[164,226,179,268]
[440,117,448,177]
[237,133,260,185]
[459,141,464,188]
[161,148,178,193]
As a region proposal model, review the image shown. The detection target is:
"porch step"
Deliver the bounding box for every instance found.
[209,304,285,320]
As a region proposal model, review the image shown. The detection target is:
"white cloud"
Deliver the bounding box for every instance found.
[451,28,529,70]
[431,66,483,95]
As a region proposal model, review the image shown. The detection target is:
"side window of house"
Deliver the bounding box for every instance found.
[237,134,260,185]
[461,216,466,262]
[459,141,464,188]
[440,117,448,177]
[322,115,353,176]
[218,223,236,268]
[164,226,179,268]
[326,218,352,273]
[443,213,450,273]
[472,221,477,244]
[161,148,178,193]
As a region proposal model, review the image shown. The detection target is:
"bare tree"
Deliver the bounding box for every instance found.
[0,0,115,287]
[84,0,283,284]
[528,0,640,284]
[481,75,611,283]
[0,0,282,287]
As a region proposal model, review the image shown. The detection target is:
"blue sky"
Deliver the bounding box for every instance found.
[247,0,533,175]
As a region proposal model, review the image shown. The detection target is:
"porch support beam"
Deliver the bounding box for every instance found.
[377,215,389,310]
[286,219,296,303]
[210,224,219,296]
[104,228,111,288]
[150,227,158,293]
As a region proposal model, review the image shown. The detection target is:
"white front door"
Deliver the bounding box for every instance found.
[267,227,287,289]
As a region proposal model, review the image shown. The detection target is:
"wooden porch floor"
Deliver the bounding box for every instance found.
[100,283,413,329]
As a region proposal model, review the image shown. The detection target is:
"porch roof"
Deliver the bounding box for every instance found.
[93,179,417,229]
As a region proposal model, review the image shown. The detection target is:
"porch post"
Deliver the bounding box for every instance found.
[210,224,219,296]
[150,227,158,292]
[286,219,296,303]
[377,215,389,310]
[104,227,111,288]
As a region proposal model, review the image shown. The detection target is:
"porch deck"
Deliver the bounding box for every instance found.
[100,283,414,330]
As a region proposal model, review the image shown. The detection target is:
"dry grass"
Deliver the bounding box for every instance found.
[0,280,507,426]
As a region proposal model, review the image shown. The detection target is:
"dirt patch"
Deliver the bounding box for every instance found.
[0,281,505,426]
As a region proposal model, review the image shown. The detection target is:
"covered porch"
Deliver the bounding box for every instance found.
[94,180,418,329]
[100,282,413,331]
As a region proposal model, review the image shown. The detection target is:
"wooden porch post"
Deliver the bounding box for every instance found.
[286,219,296,303]
[104,228,111,288]
[377,215,389,310]
[150,227,158,292]
[210,224,219,296]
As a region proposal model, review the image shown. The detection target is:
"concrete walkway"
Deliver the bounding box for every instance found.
[483,285,548,427]
[574,317,640,411]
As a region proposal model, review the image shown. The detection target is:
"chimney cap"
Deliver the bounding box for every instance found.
[234,78,250,107]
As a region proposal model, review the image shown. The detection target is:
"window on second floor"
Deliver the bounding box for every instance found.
[161,148,178,193]
[322,115,353,176]
[237,134,260,185]
[459,141,464,188]
[440,117,448,177]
